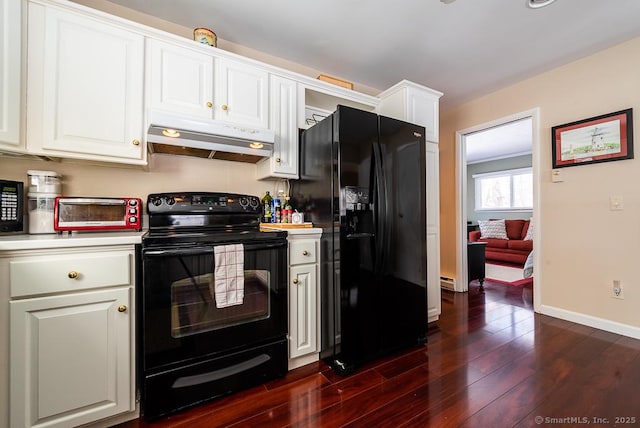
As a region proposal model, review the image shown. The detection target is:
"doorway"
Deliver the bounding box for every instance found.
[455,109,540,310]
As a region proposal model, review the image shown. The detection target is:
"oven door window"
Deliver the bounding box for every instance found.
[171,268,270,337]
[142,240,287,369]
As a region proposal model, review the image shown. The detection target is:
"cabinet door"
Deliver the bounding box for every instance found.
[10,287,132,428]
[426,142,441,322]
[377,82,441,144]
[407,88,440,143]
[27,3,144,162]
[215,58,269,128]
[289,264,317,359]
[0,0,20,147]
[148,39,214,119]
[259,75,298,178]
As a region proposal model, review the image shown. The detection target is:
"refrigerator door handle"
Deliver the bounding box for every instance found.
[372,140,388,273]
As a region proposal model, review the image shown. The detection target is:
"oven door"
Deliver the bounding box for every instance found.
[141,236,287,372]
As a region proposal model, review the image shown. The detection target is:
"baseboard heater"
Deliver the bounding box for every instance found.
[440,276,456,291]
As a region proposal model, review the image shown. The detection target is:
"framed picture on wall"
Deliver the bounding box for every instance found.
[551,108,633,168]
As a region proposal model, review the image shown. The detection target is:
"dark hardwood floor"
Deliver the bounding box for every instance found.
[117,281,640,427]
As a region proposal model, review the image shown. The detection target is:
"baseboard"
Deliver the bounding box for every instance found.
[440,276,456,291]
[288,352,319,371]
[539,304,640,340]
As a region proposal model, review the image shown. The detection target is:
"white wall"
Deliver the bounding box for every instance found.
[440,37,640,336]
[0,155,280,201]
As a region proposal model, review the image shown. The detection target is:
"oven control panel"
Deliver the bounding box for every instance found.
[147,192,261,214]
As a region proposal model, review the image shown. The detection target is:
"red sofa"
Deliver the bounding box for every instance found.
[469,219,532,265]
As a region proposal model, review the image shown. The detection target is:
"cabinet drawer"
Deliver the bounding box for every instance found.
[10,251,132,298]
[289,240,317,266]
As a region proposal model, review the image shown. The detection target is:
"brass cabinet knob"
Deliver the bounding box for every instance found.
[221,104,229,111]
[275,157,281,163]
[118,305,127,313]
[292,278,299,284]
[68,271,78,279]
[206,101,213,108]
[302,250,309,256]
[132,139,140,146]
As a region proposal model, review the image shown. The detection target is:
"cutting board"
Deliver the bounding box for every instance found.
[260,222,313,229]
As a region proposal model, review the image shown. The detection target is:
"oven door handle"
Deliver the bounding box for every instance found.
[143,247,214,257]
[143,241,286,257]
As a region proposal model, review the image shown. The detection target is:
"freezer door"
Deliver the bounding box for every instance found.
[377,115,428,351]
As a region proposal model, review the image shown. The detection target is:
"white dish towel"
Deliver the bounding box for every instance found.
[213,244,244,308]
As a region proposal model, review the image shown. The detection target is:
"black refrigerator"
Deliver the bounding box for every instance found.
[293,105,427,375]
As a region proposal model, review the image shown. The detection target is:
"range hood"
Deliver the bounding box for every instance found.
[146,110,275,163]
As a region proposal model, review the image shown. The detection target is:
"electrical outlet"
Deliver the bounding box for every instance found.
[612,280,624,299]
[609,196,624,211]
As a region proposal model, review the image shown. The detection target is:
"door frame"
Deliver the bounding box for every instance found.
[455,108,541,310]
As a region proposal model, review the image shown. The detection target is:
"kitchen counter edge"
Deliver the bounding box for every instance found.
[260,226,323,236]
[0,231,145,251]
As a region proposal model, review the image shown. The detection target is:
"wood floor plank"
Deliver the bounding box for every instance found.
[339,365,487,427]
[116,281,640,428]
[398,352,537,427]
[225,368,386,427]
[458,357,577,428]
[515,331,640,427]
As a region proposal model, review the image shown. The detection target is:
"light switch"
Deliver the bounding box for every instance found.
[551,169,564,183]
[609,195,624,211]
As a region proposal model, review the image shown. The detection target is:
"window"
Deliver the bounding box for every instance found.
[473,167,532,211]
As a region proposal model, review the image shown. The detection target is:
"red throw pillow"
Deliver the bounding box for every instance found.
[505,219,525,240]
[521,220,531,240]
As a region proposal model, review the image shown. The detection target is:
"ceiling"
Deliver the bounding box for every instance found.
[101,0,640,112]
[465,118,532,164]
[86,0,640,162]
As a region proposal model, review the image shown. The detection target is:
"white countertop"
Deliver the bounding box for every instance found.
[260,226,323,235]
[0,231,145,251]
[0,226,322,251]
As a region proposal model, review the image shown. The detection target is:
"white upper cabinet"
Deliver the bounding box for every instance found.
[377,80,443,143]
[147,39,214,119]
[257,75,298,179]
[215,57,269,129]
[26,0,146,164]
[0,0,21,148]
[147,39,269,130]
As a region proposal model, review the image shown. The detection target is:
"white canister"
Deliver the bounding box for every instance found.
[291,211,304,224]
[28,193,59,234]
[27,170,62,194]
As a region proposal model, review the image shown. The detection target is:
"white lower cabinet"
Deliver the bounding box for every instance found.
[287,230,321,370]
[6,246,137,428]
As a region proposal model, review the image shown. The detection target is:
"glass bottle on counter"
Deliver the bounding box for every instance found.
[261,191,272,223]
[271,196,281,223]
[284,203,293,223]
